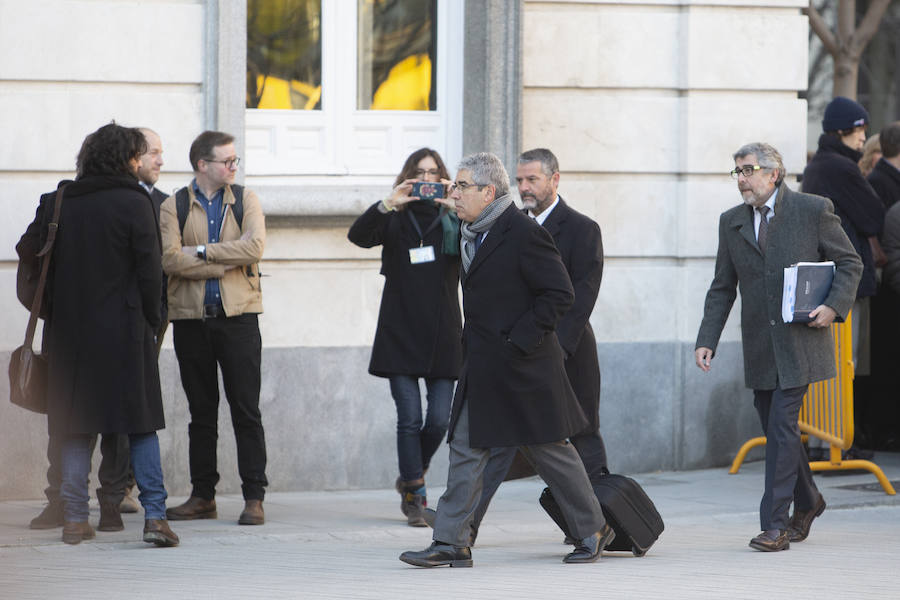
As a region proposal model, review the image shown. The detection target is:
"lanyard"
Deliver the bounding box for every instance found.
[407,209,443,248]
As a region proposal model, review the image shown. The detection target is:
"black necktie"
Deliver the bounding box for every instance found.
[757,206,769,253]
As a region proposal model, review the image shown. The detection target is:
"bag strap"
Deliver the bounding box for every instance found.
[24,185,66,347]
[176,185,244,234]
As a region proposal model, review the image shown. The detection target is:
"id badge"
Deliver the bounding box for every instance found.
[409,245,436,264]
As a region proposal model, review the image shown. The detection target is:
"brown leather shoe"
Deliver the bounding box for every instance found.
[165,496,217,520]
[119,488,140,514]
[238,499,265,525]
[98,502,124,532]
[787,495,826,542]
[143,519,179,547]
[62,521,96,545]
[749,529,790,552]
[30,503,64,530]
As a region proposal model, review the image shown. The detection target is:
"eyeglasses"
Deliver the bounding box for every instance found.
[450,181,487,193]
[205,157,241,169]
[414,168,441,177]
[730,165,764,179]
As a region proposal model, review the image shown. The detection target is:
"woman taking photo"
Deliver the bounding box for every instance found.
[348,148,462,527]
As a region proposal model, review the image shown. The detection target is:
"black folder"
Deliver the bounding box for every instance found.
[782,261,842,323]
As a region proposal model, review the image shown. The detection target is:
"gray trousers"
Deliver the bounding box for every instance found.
[432,401,606,547]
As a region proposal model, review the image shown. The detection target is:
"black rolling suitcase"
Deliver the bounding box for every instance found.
[539,473,664,556]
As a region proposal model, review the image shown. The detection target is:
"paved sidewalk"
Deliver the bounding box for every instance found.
[2,452,899,599]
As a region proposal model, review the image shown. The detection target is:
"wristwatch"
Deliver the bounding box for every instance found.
[196,245,206,259]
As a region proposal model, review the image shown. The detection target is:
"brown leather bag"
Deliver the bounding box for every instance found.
[9,186,65,414]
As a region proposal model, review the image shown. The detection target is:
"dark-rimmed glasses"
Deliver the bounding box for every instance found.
[205,157,241,169]
[730,165,763,179]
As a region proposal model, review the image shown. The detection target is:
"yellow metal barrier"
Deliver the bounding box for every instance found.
[728,311,896,495]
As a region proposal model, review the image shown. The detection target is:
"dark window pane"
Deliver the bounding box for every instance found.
[247,0,322,110]
[357,0,437,111]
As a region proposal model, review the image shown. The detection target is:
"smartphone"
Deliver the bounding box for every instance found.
[411,181,445,201]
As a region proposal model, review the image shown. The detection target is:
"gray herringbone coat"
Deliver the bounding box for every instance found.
[696,184,862,391]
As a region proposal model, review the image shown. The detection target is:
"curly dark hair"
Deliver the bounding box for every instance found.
[76,122,147,179]
[393,147,450,187]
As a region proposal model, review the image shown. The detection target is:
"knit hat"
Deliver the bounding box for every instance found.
[822,96,869,132]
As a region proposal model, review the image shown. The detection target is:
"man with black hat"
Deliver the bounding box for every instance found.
[802,97,884,382]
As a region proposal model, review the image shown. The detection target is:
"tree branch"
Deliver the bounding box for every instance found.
[804,1,839,57]
[850,0,891,55]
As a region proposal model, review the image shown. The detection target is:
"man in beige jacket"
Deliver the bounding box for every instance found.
[160,130,268,526]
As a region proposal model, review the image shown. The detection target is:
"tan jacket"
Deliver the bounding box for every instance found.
[160,183,265,320]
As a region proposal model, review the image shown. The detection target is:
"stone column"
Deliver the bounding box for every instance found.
[463,0,522,175]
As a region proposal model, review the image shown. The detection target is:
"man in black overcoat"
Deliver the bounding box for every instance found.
[399,152,613,568]
[458,148,607,541]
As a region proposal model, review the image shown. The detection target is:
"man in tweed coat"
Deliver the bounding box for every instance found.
[695,143,862,552]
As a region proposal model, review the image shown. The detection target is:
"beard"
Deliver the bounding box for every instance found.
[521,195,537,210]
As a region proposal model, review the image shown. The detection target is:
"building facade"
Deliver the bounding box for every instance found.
[0,0,809,500]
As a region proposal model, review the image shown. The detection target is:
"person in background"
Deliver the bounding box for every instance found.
[801,98,884,450]
[46,122,177,546]
[348,148,462,527]
[859,134,882,178]
[161,131,269,526]
[868,122,900,209]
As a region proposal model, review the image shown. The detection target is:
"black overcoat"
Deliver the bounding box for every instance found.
[868,157,900,210]
[348,201,462,378]
[450,203,588,448]
[538,198,604,432]
[45,175,164,436]
[802,134,884,298]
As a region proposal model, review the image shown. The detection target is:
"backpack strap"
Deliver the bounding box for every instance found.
[175,186,190,234]
[230,184,244,229]
[176,184,244,233]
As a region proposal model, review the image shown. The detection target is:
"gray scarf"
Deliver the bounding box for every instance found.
[460,193,513,272]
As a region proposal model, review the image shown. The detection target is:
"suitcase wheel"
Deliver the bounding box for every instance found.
[632,547,647,557]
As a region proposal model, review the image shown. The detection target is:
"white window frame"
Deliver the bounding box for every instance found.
[245,0,463,177]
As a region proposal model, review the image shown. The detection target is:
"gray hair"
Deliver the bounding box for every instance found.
[458,152,510,197]
[733,142,785,185]
[518,148,559,177]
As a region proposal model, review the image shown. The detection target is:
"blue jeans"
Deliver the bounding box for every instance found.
[389,376,454,481]
[61,432,168,521]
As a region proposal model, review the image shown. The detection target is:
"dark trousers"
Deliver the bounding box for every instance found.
[44,431,130,506]
[754,385,821,531]
[173,314,268,501]
[472,426,608,531]
[388,376,453,481]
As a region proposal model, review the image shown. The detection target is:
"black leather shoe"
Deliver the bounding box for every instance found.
[98,502,124,532]
[165,496,217,520]
[563,523,616,564]
[749,529,790,552]
[787,495,826,542]
[399,541,473,567]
